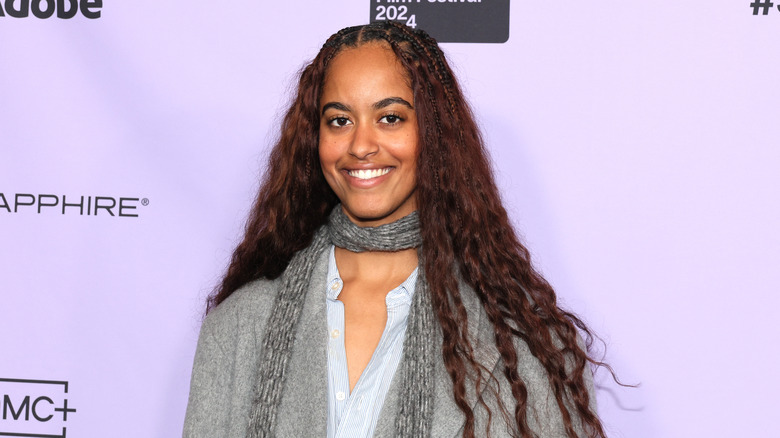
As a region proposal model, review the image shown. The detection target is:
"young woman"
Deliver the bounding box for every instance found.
[184,22,608,438]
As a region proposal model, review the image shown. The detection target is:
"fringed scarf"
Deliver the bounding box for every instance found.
[247,206,435,437]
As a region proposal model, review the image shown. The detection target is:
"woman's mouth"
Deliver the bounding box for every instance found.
[346,167,392,180]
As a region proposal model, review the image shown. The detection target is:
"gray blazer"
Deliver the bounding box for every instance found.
[183,249,594,437]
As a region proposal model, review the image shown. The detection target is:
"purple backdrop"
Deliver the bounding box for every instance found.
[2,1,778,437]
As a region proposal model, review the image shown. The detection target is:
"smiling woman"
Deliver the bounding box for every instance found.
[184,22,610,438]
[319,42,419,226]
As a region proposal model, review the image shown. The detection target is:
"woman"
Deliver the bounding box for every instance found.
[184,22,608,438]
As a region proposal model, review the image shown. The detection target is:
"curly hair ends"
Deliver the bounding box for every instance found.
[208,21,609,438]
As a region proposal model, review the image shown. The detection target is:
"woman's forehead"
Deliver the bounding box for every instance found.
[321,43,413,106]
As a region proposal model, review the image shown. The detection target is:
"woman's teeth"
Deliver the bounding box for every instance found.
[348,168,391,180]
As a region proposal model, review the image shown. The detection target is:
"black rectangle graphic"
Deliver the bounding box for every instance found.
[370,0,510,43]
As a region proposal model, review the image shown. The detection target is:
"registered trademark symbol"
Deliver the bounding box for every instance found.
[141,198,149,206]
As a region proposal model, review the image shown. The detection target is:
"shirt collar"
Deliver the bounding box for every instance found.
[326,245,342,300]
[325,245,418,307]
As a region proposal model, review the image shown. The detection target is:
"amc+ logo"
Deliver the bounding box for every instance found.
[1,378,76,438]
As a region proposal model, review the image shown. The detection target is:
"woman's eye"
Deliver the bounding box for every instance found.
[380,114,403,124]
[328,117,351,127]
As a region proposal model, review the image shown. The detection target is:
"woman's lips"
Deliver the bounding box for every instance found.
[342,167,394,188]
[346,167,392,180]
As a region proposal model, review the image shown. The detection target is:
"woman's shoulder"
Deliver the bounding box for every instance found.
[185,277,285,437]
[200,276,284,339]
[202,248,329,340]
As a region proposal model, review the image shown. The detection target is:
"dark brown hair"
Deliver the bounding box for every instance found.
[209,22,608,438]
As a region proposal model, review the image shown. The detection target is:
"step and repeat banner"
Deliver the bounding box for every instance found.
[2,1,778,437]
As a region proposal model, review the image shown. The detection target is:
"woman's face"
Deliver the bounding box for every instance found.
[318,42,419,227]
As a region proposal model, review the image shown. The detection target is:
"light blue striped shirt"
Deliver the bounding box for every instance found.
[325,245,418,438]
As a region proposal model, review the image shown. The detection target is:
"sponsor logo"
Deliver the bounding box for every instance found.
[0,193,148,218]
[0,378,76,438]
[0,0,102,19]
[369,0,510,43]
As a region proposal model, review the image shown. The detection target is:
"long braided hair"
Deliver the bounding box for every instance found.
[208,22,609,437]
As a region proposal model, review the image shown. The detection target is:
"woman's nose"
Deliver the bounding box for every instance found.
[348,122,379,160]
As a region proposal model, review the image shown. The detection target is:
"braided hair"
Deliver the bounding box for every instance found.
[209,22,610,438]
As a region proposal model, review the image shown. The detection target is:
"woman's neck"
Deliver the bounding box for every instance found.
[334,246,418,286]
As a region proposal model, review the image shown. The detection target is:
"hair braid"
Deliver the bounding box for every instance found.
[383,26,497,434]
[389,25,462,129]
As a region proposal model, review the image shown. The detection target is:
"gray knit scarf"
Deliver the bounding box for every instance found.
[247,207,436,438]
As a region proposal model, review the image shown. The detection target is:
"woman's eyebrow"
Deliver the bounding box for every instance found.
[321,102,351,115]
[373,97,414,110]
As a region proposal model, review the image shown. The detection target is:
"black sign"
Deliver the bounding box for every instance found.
[369,0,510,43]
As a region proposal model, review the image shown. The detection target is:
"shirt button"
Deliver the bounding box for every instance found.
[331,282,339,291]
[331,329,340,339]
[336,391,346,401]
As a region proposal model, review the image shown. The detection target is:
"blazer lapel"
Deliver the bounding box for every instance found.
[376,279,502,438]
[275,249,330,437]
[278,256,503,437]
